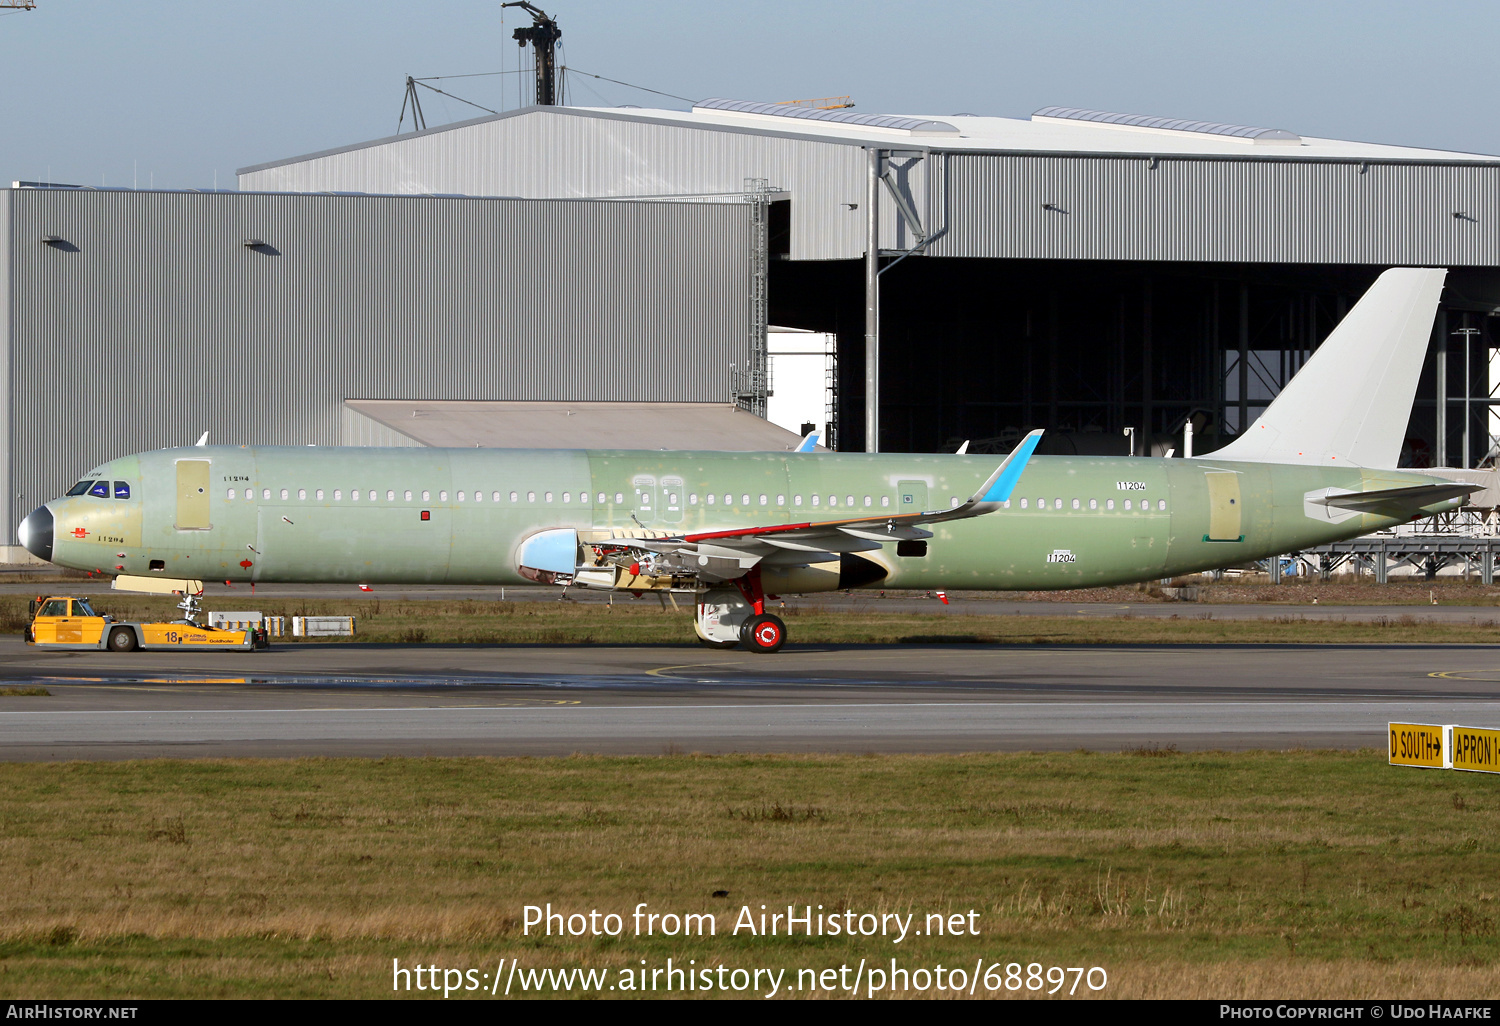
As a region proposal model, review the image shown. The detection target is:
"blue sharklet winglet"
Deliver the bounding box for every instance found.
[979,429,1044,504]
[794,431,819,453]
[910,429,1045,525]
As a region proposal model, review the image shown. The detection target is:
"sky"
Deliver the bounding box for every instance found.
[1,0,1496,190]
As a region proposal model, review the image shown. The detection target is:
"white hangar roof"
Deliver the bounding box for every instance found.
[239,100,1500,266]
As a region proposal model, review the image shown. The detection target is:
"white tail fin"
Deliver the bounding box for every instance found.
[1210,267,1446,469]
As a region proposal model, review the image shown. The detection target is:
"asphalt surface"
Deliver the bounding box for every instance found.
[1,636,1498,760]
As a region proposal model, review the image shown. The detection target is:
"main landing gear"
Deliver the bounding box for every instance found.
[693,567,786,653]
[740,613,785,653]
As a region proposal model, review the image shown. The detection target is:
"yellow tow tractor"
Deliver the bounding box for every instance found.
[26,576,265,652]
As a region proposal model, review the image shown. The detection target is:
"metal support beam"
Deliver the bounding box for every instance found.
[1238,282,1249,433]
[1376,549,1387,584]
[878,154,928,247]
[1142,277,1153,437]
[1047,290,1058,429]
[1465,314,1472,469]
[864,148,880,452]
[1456,315,1480,470]
[1436,309,1448,467]
[1270,554,1282,583]
[1484,549,1495,586]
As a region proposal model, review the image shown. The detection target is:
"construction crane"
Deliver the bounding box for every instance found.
[399,76,427,132]
[776,96,855,110]
[0,2,37,9]
[502,2,561,106]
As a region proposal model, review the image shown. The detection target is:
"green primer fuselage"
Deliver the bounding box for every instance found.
[45,446,1443,588]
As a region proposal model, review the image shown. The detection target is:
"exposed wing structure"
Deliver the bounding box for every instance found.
[564,430,1044,590]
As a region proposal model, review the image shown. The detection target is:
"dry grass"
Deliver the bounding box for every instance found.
[8,593,1500,647]
[0,751,1497,997]
[1014,577,1500,607]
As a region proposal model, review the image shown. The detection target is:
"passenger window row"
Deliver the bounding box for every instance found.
[644,493,901,511]
[1005,497,1168,512]
[795,494,891,509]
[220,488,643,505]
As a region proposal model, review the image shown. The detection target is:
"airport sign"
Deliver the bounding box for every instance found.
[1389,722,1446,769]
[1449,725,1500,775]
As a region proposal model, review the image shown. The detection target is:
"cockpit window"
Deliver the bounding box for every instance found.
[66,480,94,496]
[114,481,130,499]
[72,598,97,617]
[37,599,68,617]
[88,481,110,498]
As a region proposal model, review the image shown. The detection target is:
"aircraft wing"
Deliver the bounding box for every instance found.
[676,429,1043,555]
[578,431,1043,581]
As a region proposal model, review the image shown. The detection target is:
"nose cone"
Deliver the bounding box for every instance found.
[18,506,54,563]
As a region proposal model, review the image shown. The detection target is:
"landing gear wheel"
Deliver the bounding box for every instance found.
[739,614,786,654]
[106,626,138,653]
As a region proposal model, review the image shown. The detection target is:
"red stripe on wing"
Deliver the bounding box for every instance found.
[683,515,910,543]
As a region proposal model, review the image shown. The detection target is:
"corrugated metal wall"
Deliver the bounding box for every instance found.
[2,187,752,546]
[341,407,422,447]
[239,109,1500,266]
[934,154,1500,264]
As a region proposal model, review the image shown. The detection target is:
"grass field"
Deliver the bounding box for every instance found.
[0,751,1497,998]
[7,593,1500,647]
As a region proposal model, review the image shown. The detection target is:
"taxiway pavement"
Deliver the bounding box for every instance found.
[0,637,1495,760]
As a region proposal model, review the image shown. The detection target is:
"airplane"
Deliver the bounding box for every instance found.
[16,268,1477,654]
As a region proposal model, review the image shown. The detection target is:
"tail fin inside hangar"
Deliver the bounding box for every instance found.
[1209,267,1447,469]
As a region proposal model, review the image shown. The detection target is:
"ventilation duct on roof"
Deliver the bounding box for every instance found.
[1032,106,1301,145]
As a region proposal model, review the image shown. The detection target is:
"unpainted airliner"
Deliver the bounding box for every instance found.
[17,268,1474,652]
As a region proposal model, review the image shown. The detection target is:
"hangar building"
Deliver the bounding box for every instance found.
[242,100,1500,462]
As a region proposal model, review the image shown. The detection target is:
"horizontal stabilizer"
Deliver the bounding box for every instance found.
[1311,481,1479,516]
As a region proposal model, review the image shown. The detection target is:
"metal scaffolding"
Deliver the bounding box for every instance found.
[733,178,772,419]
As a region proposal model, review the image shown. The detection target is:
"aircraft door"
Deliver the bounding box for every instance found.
[896,480,929,513]
[175,459,212,530]
[632,475,657,523]
[1204,472,1244,542]
[660,475,685,525]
